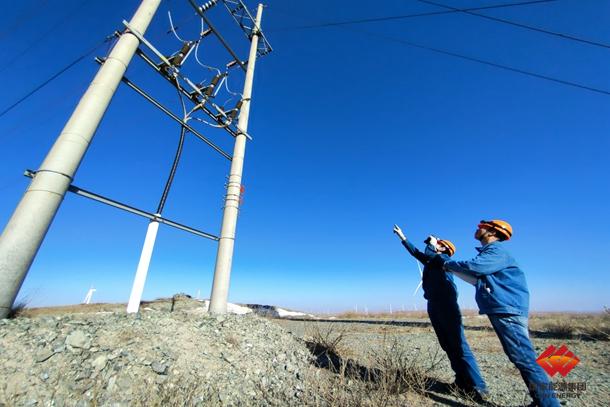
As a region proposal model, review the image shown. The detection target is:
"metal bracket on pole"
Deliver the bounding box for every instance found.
[115,25,251,140]
[23,170,219,241]
[189,0,248,72]
[124,21,213,98]
[132,49,252,140]
[123,21,174,70]
[135,50,233,129]
[123,21,236,124]
[221,0,272,56]
[95,57,233,160]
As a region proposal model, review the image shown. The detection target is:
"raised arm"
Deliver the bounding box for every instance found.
[393,224,433,264]
[444,245,509,277]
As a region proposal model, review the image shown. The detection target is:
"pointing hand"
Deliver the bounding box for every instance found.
[393,224,406,241]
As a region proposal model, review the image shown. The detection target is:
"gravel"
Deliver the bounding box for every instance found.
[0,307,313,406]
[275,318,610,406]
[2,304,607,406]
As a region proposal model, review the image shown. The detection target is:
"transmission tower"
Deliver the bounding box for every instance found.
[0,0,272,318]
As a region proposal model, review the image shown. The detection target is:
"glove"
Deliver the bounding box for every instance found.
[393,224,406,241]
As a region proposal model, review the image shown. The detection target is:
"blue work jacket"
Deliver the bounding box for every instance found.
[401,239,456,303]
[443,241,529,316]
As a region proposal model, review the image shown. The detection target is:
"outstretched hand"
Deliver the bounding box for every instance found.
[393,224,406,241]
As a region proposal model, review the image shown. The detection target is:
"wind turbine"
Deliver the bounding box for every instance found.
[83,286,96,305]
[411,260,424,312]
[412,260,423,296]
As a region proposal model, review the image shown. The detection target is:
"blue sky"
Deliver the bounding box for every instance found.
[1,0,608,313]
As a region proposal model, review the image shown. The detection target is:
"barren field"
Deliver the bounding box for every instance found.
[273,312,609,406]
[1,301,608,406]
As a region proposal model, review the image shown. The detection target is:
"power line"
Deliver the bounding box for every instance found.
[355,29,610,97]
[416,0,610,50]
[0,37,112,120]
[0,1,89,74]
[272,3,610,97]
[0,7,195,121]
[1,72,93,140]
[269,0,558,31]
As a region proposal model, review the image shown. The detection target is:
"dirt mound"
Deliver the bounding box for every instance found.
[0,307,312,406]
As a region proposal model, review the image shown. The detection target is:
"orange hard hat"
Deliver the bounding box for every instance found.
[478,219,513,241]
[438,239,456,256]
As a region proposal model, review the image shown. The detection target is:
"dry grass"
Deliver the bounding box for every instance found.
[302,322,442,406]
[145,383,215,406]
[12,297,205,318]
[530,309,610,341]
[303,367,431,407]
[302,359,435,407]
[15,302,124,318]
[332,309,609,341]
[334,309,480,320]
[7,299,29,319]
[111,379,217,406]
[335,311,429,320]
[541,319,575,338]
[368,333,443,396]
[576,308,609,340]
[307,322,347,355]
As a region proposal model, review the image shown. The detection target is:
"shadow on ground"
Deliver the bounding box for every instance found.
[305,340,536,407]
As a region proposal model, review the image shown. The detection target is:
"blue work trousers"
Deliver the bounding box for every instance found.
[488,314,560,407]
[427,301,487,394]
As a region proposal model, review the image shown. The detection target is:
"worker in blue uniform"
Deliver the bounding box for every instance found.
[443,220,560,407]
[393,224,488,399]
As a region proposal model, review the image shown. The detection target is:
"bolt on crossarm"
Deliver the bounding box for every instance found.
[0,0,162,318]
[208,3,263,314]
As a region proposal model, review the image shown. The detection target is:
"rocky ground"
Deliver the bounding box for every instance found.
[275,316,610,406]
[1,300,608,406]
[0,301,312,406]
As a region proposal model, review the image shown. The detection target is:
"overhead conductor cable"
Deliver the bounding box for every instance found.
[127,75,191,314]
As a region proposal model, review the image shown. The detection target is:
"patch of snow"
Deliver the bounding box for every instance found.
[201,300,252,315]
[275,307,315,318]
[227,302,253,315]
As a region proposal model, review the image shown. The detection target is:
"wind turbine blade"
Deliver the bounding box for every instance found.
[416,260,423,277]
[413,280,423,296]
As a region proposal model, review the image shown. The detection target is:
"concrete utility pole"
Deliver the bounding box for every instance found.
[126,219,160,313]
[208,4,263,314]
[0,0,161,318]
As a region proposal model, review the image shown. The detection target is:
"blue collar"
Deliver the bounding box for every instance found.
[476,241,501,252]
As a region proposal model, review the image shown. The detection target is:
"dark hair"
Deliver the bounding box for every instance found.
[490,228,507,241]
